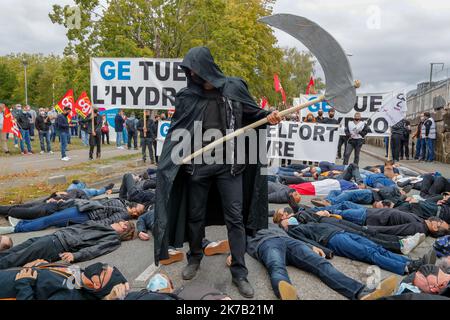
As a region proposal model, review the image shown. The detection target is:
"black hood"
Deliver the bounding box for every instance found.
[180,47,227,91]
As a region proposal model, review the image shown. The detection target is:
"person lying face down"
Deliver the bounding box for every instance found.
[0,221,135,270]
[0,261,128,300]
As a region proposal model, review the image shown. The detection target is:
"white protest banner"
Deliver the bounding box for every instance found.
[298,92,406,136]
[379,92,407,126]
[91,58,187,110]
[267,122,340,163]
[156,120,171,156]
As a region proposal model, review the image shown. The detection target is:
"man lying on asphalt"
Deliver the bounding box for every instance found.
[0,261,128,300]
[0,198,145,234]
[311,201,450,238]
[396,194,450,224]
[274,213,436,275]
[246,223,399,300]
[0,221,135,269]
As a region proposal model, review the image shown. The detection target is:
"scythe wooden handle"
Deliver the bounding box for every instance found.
[181,95,326,164]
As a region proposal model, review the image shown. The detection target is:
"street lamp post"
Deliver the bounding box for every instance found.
[22,59,28,106]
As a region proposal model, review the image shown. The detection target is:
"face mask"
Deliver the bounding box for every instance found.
[40,112,45,116]
[287,217,299,226]
[354,118,360,122]
[147,273,170,292]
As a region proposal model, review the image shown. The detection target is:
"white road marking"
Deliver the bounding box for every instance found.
[135,263,159,282]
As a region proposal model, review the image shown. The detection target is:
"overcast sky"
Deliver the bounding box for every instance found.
[1,0,449,92]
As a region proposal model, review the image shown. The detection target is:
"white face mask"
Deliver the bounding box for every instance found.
[147,274,170,292]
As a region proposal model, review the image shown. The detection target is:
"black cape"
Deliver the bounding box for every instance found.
[153,47,270,263]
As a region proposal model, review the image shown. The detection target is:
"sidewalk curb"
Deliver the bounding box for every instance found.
[361,149,428,175]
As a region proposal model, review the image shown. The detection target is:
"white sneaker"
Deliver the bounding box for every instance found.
[61,157,70,161]
[400,233,425,255]
[40,151,45,154]
[8,216,21,227]
[14,144,18,148]
[49,151,54,154]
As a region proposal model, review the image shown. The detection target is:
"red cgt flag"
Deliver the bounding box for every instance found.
[260,97,269,109]
[55,89,75,121]
[273,74,286,104]
[2,107,22,139]
[306,76,316,94]
[74,92,93,119]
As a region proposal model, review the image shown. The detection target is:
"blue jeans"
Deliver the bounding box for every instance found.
[316,201,368,225]
[60,131,69,158]
[14,207,89,233]
[116,132,123,147]
[276,167,298,177]
[415,138,423,160]
[327,233,410,275]
[80,130,89,146]
[38,131,51,152]
[50,124,56,142]
[122,129,128,145]
[384,137,389,156]
[425,138,435,162]
[326,189,374,205]
[67,182,106,199]
[19,129,32,153]
[258,237,364,299]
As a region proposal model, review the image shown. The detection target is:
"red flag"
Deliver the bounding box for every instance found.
[273,74,287,104]
[2,107,22,139]
[260,97,269,109]
[306,76,316,94]
[74,92,93,119]
[55,89,75,121]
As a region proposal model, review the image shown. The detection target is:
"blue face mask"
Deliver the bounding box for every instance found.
[287,217,299,226]
[147,274,170,292]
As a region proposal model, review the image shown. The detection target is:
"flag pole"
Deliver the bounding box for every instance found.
[387,127,392,161]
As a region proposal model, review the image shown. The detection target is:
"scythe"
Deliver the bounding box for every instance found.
[182,13,358,164]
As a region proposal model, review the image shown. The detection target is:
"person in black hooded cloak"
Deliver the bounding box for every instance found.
[153,47,281,298]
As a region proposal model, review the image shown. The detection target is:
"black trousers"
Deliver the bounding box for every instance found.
[102,131,110,144]
[142,138,155,162]
[187,164,248,279]
[153,140,158,163]
[89,134,101,159]
[420,175,450,198]
[391,134,403,162]
[119,173,155,204]
[0,202,57,219]
[336,163,363,183]
[400,138,409,159]
[0,235,64,269]
[127,130,138,149]
[343,139,364,165]
[337,136,348,158]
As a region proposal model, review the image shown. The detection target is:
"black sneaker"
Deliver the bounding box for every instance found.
[407,259,424,274]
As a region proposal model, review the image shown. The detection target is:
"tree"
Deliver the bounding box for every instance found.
[0,62,18,104]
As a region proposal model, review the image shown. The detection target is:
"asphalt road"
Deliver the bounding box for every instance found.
[8,150,437,300]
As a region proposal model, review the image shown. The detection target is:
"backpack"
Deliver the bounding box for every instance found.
[433,235,450,258]
[126,118,137,131]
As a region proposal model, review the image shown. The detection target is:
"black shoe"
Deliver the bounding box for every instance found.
[402,185,413,194]
[182,263,200,280]
[105,183,115,191]
[232,278,254,298]
[72,180,80,185]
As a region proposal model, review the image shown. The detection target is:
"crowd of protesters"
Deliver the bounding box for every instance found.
[0,103,167,164]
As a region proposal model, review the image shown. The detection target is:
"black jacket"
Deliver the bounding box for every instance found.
[137,116,156,139]
[365,208,429,236]
[75,198,131,225]
[35,115,51,132]
[287,222,343,249]
[54,221,121,262]
[137,209,154,234]
[114,114,124,132]
[16,110,31,130]
[85,115,102,135]
[154,47,270,264]
[55,114,70,133]
[0,266,94,300]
